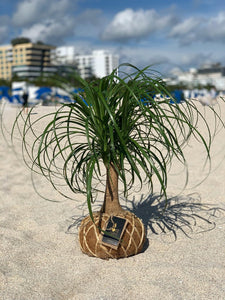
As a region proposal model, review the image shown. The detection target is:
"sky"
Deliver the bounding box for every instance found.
[1,0,225,75]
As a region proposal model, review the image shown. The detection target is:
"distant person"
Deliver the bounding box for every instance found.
[22,90,29,113]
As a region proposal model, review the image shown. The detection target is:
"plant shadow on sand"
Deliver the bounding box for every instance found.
[125,193,225,250]
[67,193,225,253]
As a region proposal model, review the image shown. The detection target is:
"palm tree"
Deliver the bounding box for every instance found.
[11,64,223,259]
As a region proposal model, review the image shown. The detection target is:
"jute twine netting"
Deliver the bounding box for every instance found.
[79,211,146,259]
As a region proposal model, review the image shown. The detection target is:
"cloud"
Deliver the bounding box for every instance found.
[21,18,75,45]
[101,8,177,42]
[12,0,71,27]
[180,53,213,67]
[11,0,77,45]
[206,12,225,40]
[169,11,225,45]
[169,17,202,45]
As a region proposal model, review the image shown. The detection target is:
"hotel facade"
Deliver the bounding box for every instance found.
[0,42,56,81]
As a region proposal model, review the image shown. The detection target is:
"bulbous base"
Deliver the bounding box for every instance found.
[79,211,146,259]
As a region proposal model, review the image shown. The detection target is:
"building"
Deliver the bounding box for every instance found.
[0,42,56,80]
[0,45,13,80]
[51,46,77,65]
[92,50,119,78]
[52,47,119,79]
[76,50,119,78]
[1,42,120,81]
[167,63,225,91]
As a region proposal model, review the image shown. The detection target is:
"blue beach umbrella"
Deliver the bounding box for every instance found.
[35,87,52,99]
[170,90,185,104]
[0,86,13,102]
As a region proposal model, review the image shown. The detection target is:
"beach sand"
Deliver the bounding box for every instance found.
[0,100,225,300]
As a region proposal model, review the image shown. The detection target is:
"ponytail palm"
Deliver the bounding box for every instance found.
[13,65,215,218]
[11,64,221,258]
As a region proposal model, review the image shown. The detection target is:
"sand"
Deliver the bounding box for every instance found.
[0,99,225,300]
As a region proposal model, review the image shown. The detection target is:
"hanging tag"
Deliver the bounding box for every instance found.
[100,216,128,249]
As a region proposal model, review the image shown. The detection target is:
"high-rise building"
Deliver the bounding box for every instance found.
[52,47,119,79]
[92,50,119,78]
[0,45,13,80]
[51,46,77,65]
[0,42,56,80]
[76,50,119,78]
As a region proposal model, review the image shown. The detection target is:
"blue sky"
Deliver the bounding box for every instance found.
[1,0,225,74]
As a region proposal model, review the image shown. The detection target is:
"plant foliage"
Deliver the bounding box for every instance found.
[11,64,223,216]
[11,37,31,46]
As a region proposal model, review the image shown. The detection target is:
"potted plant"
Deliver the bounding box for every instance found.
[11,64,223,259]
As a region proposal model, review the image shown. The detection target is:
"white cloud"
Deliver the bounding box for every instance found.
[169,17,201,37]
[169,11,225,44]
[206,12,225,40]
[169,18,203,45]
[101,8,225,46]
[12,0,71,27]
[21,18,75,45]
[12,0,77,45]
[101,8,176,42]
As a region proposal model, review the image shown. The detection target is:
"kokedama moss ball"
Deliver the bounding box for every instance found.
[79,211,146,259]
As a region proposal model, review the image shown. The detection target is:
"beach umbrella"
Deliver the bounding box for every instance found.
[35,87,52,99]
[0,86,12,103]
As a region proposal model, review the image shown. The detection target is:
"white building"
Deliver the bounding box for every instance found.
[52,46,77,65]
[168,63,225,91]
[52,47,119,79]
[91,50,119,78]
[75,54,93,78]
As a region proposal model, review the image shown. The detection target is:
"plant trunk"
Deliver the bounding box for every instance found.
[101,163,124,215]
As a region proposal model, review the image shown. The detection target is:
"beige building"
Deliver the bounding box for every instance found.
[0,42,56,81]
